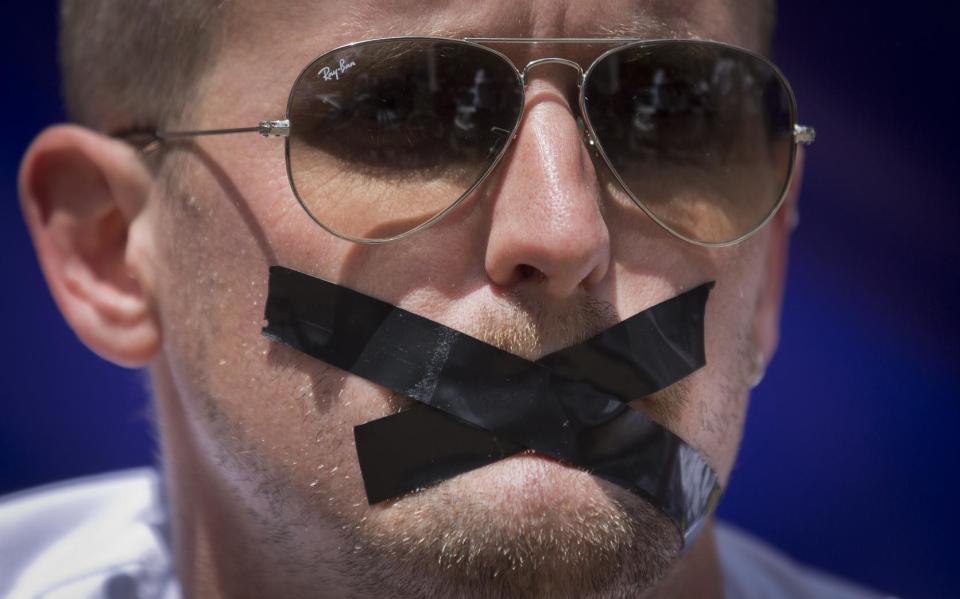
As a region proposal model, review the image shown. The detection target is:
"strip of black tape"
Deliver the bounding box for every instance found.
[354,403,720,545]
[263,266,718,543]
[355,405,524,499]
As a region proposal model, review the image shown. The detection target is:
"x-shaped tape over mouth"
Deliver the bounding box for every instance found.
[263,266,719,545]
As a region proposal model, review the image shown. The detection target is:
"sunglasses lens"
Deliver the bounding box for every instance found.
[584,42,795,244]
[287,39,523,241]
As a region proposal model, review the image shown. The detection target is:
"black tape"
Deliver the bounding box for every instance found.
[354,405,523,500]
[263,266,719,544]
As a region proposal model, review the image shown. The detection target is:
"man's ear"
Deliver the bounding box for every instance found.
[752,150,805,366]
[19,124,160,367]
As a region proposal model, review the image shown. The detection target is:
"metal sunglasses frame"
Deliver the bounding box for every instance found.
[130,36,816,247]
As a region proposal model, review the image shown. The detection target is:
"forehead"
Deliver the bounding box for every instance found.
[227,0,760,59]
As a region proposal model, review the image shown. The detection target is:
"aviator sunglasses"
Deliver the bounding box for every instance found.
[127,37,815,246]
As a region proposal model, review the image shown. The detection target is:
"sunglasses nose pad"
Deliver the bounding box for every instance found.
[575,115,601,157]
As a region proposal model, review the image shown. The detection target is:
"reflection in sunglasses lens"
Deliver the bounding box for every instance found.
[287,39,524,241]
[584,42,794,244]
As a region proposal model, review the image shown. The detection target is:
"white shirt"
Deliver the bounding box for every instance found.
[0,469,892,599]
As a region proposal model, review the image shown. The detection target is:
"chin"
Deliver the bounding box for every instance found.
[346,453,682,599]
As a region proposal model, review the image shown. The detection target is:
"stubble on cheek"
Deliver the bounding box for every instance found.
[146,154,396,565]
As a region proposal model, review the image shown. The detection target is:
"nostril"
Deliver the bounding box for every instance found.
[518,264,544,281]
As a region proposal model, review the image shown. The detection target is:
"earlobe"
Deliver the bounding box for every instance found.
[752,149,805,365]
[19,124,161,367]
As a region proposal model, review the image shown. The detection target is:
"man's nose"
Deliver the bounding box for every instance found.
[484,82,611,299]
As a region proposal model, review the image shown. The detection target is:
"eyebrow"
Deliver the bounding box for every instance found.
[411,6,696,42]
[595,14,695,39]
[420,23,694,41]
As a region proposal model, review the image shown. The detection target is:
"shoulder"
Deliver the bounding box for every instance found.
[715,521,896,599]
[0,468,179,599]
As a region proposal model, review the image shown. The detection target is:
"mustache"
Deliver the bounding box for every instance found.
[262,265,717,546]
[469,289,620,361]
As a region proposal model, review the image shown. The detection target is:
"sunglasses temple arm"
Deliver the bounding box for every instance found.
[114,119,290,150]
[158,119,290,139]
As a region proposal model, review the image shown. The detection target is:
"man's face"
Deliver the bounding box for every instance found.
[143,0,785,596]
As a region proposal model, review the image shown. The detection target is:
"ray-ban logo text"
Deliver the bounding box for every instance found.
[318,58,356,81]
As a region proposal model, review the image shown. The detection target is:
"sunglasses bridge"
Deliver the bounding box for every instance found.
[520,57,585,86]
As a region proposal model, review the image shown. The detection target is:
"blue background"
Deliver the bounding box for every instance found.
[2,3,957,597]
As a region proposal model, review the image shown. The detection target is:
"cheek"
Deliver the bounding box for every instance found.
[151,154,276,403]
[672,238,768,485]
[148,151,384,522]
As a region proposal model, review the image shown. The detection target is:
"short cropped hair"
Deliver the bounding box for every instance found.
[59,0,224,131]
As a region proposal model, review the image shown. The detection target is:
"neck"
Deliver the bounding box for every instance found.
[643,522,724,599]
